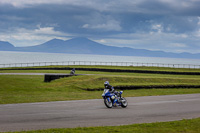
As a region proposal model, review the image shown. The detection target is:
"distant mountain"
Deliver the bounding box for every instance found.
[0,41,15,51]
[15,37,108,54]
[1,37,200,59]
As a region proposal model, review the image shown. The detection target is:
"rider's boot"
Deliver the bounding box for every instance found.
[113,99,118,107]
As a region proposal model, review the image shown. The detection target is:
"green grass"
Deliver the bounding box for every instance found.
[1,65,200,104]
[1,73,200,104]
[6,118,200,133]
[0,75,100,104]
[1,66,200,133]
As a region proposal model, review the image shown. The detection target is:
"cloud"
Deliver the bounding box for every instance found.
[0,0,109,10]
[0,0,200,53]
[0,0,81,8]
[0,26,70,46]
[198,17,200,25]
[82,19,121,31]
[95,31,200,53]
[167,43,188,48]
[34,25,65,35]
[151,24,163,33]
[1,0,199,16]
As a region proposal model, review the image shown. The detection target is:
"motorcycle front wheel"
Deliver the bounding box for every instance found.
[104,98,112,108]
[121,97,128,108]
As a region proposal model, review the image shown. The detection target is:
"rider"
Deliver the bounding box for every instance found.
[71,68,75,74]
[104,81,115,93]
[104,81,118,106]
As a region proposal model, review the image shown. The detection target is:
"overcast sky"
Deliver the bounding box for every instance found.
[0,0,200,53]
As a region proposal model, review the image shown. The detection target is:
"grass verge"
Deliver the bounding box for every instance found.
[6,118,200,133]
[1,74,200,104]
[1,65,200,72]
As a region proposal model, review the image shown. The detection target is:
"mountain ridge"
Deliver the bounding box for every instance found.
[0,37,200,59]
[0,41,15,50]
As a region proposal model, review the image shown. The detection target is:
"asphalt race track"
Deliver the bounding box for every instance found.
[0,94,200,132]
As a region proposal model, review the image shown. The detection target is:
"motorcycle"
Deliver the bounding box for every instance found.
[102,89,128,108]
[70,69,75,75]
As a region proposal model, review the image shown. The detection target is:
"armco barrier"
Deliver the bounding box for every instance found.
[73,68,200,75]
[44,74,74,82]
[44,74,87,82]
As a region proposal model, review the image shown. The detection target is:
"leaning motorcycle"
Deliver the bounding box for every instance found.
[102,89,128,108]
[70,70,75,75]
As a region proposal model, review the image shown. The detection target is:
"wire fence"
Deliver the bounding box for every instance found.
[0,61,200,69]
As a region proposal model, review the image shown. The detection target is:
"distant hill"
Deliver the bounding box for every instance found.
[0,41,15,51]
[1,37,200,59]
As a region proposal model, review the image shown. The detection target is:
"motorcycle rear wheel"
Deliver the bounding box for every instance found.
[104,98,112,108]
